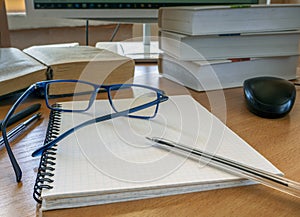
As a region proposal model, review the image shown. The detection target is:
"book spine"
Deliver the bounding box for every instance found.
[158,8,163,28]
[45,66,53,80]
[33,104,61,203]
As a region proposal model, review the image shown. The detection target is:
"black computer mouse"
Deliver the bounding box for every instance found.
[243,77,296,119]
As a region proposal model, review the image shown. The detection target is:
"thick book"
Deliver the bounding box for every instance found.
[158,4,300,35]
[0,48,47,97]
[0,45,135,97]
[158,53,298,91]
[159,30,300,61]
[23,45,135,85]
[34,95,281,212]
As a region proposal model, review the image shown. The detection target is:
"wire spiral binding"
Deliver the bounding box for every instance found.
[33,104,62,203]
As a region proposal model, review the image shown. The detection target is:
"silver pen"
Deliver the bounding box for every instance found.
[0,113,42,150]
[146,137,300,199]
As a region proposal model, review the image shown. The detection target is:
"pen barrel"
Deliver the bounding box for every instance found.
[151,138,300,199]
[196,152,300,199]
[0,113,41,149]
[235,168,300,199]
[22,113,41,125]
[0,104,41,129]
[0,123,26,148]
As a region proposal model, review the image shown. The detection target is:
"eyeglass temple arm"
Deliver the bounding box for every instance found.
[32,96,167,157]
[1,85,36,182]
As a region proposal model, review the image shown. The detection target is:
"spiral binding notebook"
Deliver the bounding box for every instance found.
[33,95,281,211]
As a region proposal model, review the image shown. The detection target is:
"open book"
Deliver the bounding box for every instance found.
[34,95,281,211]
[0,48,47,97]
[23,45,135,85]
[0,45,134,97]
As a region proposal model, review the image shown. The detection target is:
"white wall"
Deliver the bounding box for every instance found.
[8,13,159,41]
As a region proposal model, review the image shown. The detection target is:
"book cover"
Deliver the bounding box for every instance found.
[23,45,135,85]
[159,30,300,61]
[158,53,298,91]
[158,4,300,35]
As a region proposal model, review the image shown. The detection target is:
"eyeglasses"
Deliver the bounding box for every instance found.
[1,79,168,182]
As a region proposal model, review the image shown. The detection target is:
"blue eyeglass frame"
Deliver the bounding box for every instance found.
[1,79,168,182]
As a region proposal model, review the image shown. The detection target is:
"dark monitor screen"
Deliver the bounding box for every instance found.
[26,0,262,22]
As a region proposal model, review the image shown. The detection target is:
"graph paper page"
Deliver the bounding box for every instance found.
[40,95,281,210]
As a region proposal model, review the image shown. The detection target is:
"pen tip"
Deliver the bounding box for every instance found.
[145,137,152,141]
[36,112,42,119]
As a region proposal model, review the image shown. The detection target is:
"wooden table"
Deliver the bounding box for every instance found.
[0,65,299,217]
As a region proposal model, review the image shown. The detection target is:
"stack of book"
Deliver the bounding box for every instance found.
[158,4,300,91]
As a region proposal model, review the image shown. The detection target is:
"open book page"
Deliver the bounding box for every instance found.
[0,48,46,80]
[23,46,133,66]
[40,95,281,210]
[0,48,47,96]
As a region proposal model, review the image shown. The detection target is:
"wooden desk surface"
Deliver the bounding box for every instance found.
[0,65,299,217]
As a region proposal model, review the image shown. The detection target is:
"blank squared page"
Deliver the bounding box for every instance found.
[40,95,281,207]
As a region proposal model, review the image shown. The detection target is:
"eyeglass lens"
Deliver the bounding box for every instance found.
[45,81,159,117]
[109,86,158,117]
[46,81,96,111]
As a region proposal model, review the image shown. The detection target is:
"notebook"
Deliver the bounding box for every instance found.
[34,95,281,211]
